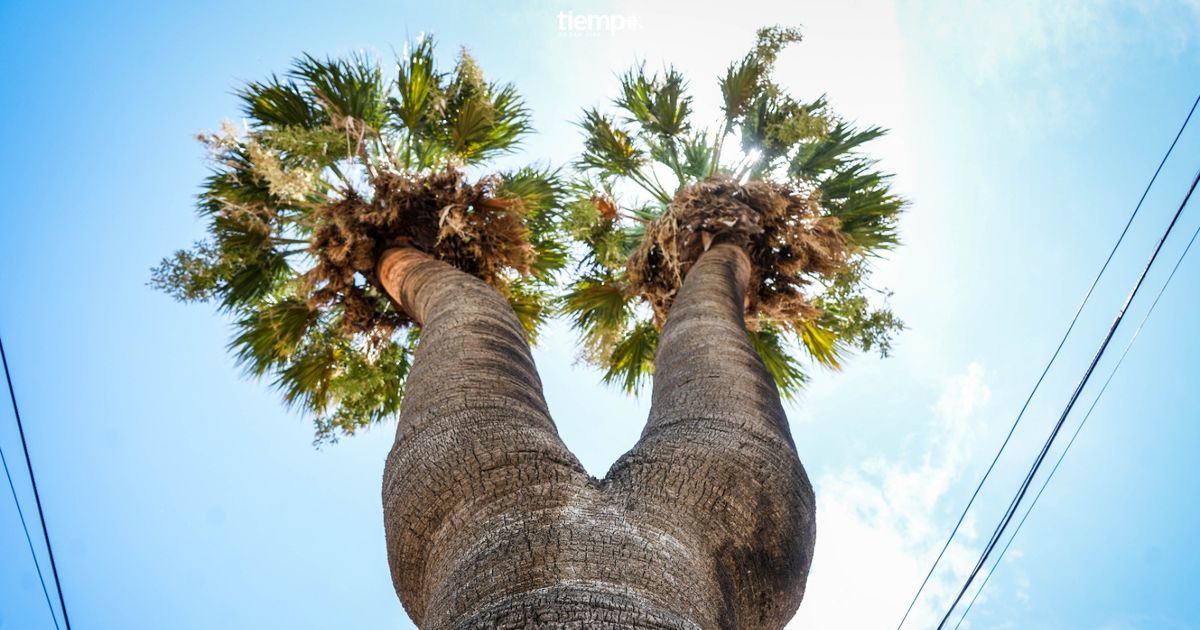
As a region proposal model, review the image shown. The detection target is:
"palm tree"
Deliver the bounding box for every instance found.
[562,26,904,396]
[152,39,566,443]
[155,29,904,629]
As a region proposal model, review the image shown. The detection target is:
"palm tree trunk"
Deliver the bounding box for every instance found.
[609,243,816,628]
[378,249,592,627]
[378,245,814,629]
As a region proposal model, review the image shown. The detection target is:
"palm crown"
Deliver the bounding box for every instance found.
[152,38,566,442]
[561,26,905,396]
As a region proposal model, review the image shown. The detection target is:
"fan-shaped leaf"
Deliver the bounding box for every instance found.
[798,319,844,369]
[290,53,388,130]
[616,65,692,138]
[562,275,632,356]
[230,298,318,376]
[238,76,326,129]
[578,109,644,177]
[602,320,658,392]
[747,325,808,398]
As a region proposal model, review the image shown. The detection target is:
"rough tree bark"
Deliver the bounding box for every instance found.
[379,244,815,629]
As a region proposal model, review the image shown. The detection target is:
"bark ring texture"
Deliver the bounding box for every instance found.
[380,245,815,629]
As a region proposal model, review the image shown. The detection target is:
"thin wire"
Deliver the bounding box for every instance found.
[894,89,1200,630]
[951,214,1200,630]
[1,437,61,629]
[0,335,73,630]
[936,167,1200,629]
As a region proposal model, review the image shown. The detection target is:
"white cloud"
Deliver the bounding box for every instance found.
[913,0,1200,82]
[906,0,1200,135]
[788,363,991,628]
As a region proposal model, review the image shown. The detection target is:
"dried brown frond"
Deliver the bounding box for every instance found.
[303,166,534,334]
[591,194,620,221]
[627,177,849,328]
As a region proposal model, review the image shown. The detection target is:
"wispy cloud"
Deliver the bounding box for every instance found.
[914,0,1200,82]
[906,0,1200,135]
[789,363,992,628]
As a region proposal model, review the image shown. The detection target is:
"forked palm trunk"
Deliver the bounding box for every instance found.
[379,244,815,629]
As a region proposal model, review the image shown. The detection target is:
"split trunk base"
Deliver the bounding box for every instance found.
[380,245,815,629]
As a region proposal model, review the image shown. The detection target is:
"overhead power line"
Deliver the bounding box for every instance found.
[0,335,73,630]
[1,427,61,628]
[936,166,1200,629]
[951,211,1200,630]
[894,89,1200,630]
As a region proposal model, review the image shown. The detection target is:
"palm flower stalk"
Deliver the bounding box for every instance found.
[152,39,566,442]
[563,26,906,396]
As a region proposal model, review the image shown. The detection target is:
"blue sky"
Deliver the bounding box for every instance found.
[1,1,1199,628]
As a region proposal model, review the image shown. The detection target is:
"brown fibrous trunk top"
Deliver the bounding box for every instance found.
[627,177,849,328]
[302,167,533,335]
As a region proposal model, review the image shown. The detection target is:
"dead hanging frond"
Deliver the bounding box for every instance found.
[304,166,535,334]
[627,177,850,328]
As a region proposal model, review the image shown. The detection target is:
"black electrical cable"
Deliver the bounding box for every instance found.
[895,89,1200,630]
[0,335,73,630]
[1,435,61,629]
[936,167,1200,629]
[950,214,1200,630]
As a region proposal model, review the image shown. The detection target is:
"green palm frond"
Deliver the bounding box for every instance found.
[747,324,808,398]
[718,22,803,124]
[559,187,647,270]
[616,64,692,138]
[814,155,904,251]
[435,51,531,160]
[495,167,568,280]
[391,36,441,132]
[275,335,340,413]
[814,262,904,356]
[823,179,904,251]
[479,83,531,152]
[220,248,291,311]
[720,55,764,123]
[150,242,224,302]
[447,91,497,155]
[791,121,886,179]
[289,53,388,130]
[739,94,829,168]
[237,76,326,130]
[230,298,318,376]
[197,161,275,216]
[797,320,844,369]
[562,274,633,357]
[498,167,562,230]
[204,215,293,310]
[503,278,554,343]
[496,166,563,216]
[817,158,886,200]
[528,237,569,281]
[315,341,409,441]
[602,320,658,393]
[678,132,714,180]
[578,109,644,177]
